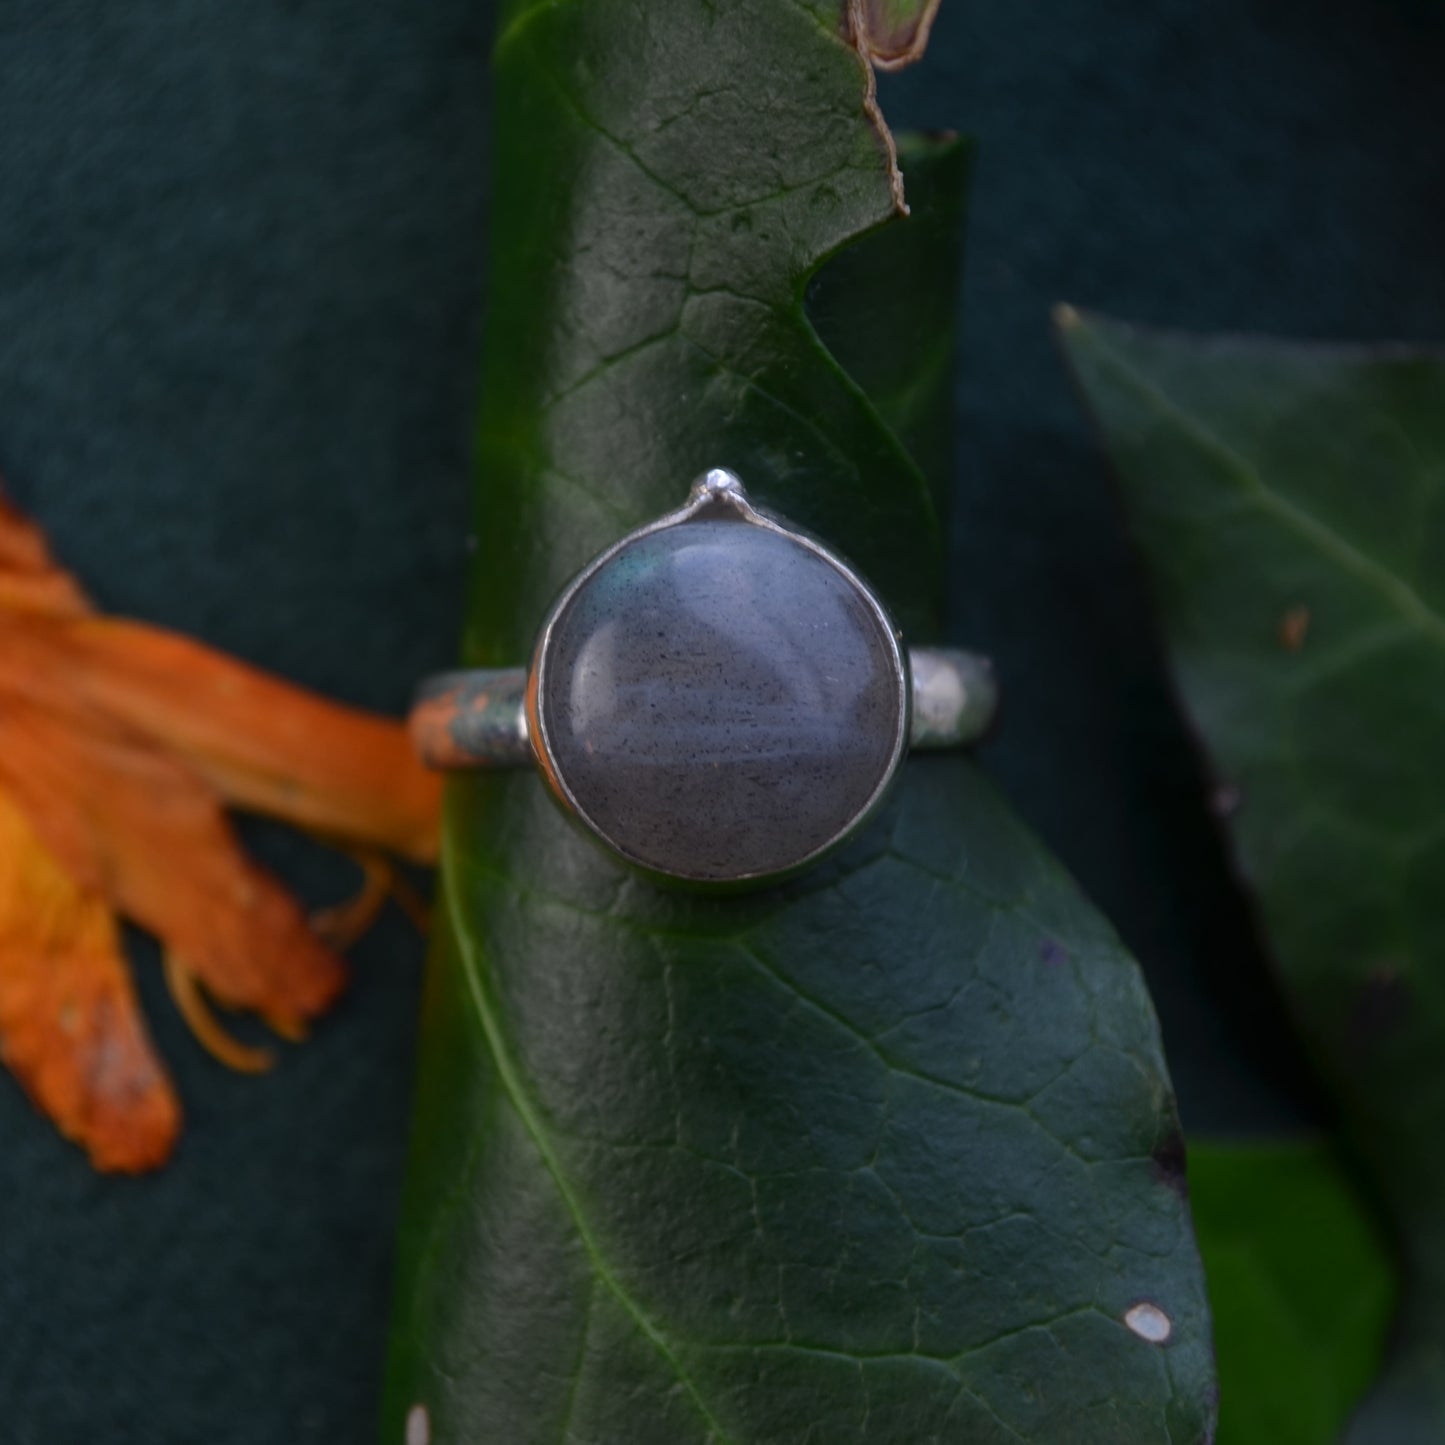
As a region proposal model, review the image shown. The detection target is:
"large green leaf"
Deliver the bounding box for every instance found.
[1061,312,1445,1442]
[379,9,1215,1440]
[1188,1140,1394,1445]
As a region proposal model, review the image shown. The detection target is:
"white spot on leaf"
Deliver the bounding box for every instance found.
[1124,1301,1172,1343]
[406,1403,430,1445]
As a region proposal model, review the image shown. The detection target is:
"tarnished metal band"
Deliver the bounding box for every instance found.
[410,667,531,770]
[410,648,996,772]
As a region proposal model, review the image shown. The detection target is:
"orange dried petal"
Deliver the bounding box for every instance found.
[46,618,438,861]
[0,788,180,1172]
[0,684,345,1035]
[163,951,276,1075]
[311,851,394,952]
[0,490,433,1170]
[0,491,93,618]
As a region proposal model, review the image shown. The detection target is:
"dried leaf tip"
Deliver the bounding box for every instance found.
[845,0,918,217]
[852,0,944,71]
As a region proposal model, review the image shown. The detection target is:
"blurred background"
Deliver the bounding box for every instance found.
[0,0,1441,1438]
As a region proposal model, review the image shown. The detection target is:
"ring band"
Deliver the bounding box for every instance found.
[411,648,997,771]
[410,469,998,887]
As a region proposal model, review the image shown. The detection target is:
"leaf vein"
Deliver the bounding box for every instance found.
[1083,327,1445,649]
[443,851,738,1445]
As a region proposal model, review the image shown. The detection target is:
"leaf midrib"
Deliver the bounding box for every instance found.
[441,847,736,1445]
[1081,325,1445,651]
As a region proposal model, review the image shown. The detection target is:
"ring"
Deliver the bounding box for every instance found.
[411,469,997,887]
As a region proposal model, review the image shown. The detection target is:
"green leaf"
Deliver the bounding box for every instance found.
[1189,1140,1394,1445]
[1060,311,1445,1441]
[806,129,969,514]
[379,10,1215,1441]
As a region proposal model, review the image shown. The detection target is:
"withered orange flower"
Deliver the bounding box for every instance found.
[0,488,440,1172]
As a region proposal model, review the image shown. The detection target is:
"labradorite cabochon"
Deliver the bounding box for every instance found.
[536,518,905,882]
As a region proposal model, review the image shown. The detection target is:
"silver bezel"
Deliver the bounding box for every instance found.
[524,469,912,888]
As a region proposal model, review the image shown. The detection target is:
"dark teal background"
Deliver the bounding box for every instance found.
[0,1,1440,1439]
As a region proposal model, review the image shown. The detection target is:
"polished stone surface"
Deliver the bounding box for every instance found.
[538,518,904,881]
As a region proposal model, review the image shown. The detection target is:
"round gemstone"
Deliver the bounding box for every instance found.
[536,518,905,882]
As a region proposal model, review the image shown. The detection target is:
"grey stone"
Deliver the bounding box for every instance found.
[537,517,904,881]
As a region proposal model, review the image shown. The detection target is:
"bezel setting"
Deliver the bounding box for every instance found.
[523,469,912,887]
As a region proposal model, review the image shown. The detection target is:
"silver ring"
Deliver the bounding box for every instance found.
[411,469,997,887]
